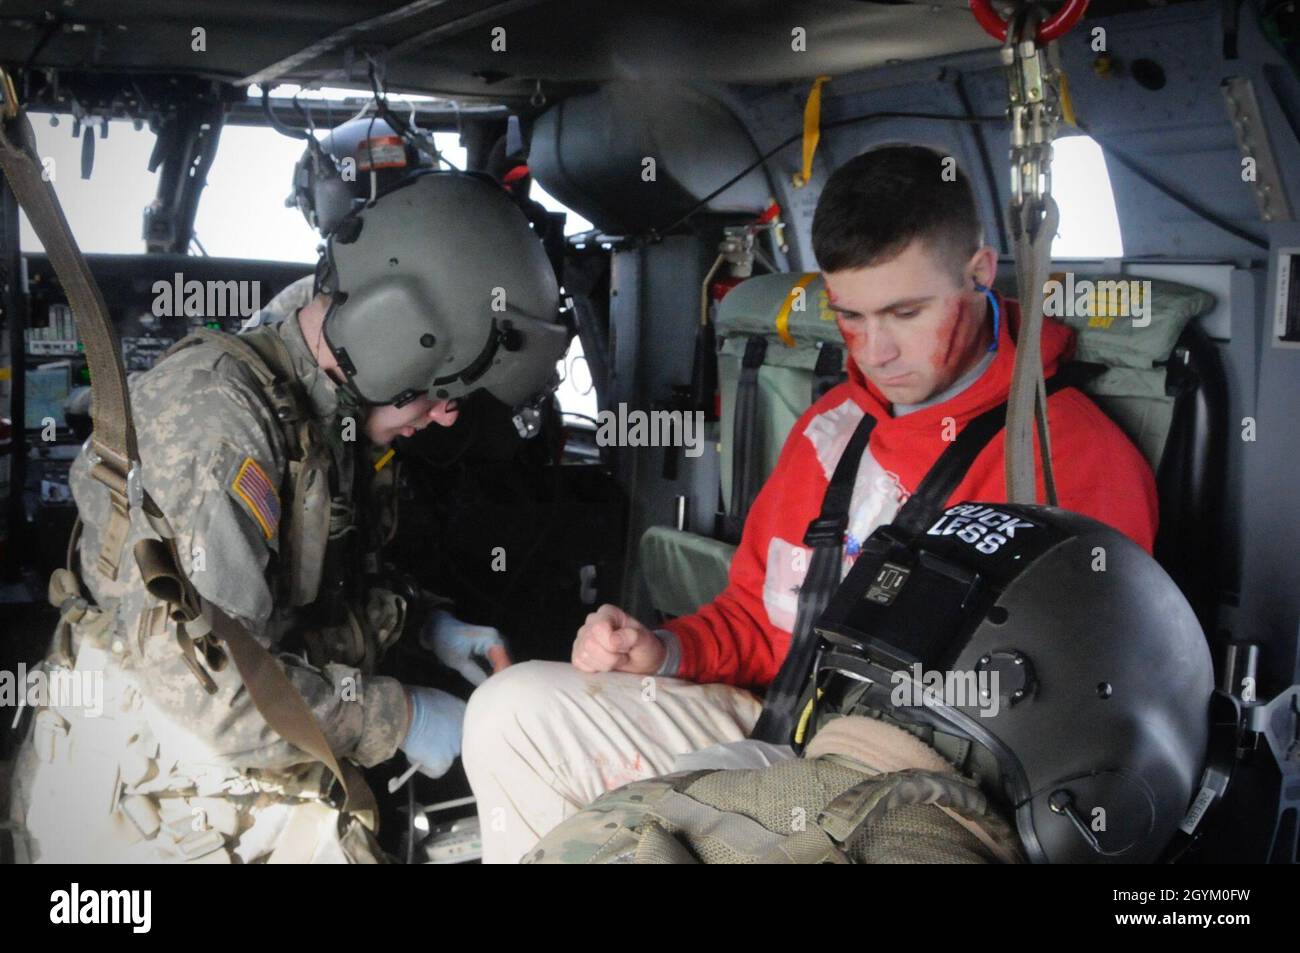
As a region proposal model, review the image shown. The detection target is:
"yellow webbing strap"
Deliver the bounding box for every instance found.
[793,75,831,188]
[1059,70,1078,127]
[793,688,824,746]
[774,273,818,348]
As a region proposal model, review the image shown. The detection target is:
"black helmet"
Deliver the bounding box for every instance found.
[805,502,1214,864]
[319,170,568,418]
[290,116,435,237]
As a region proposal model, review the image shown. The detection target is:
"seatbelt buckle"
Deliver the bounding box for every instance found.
[87,448,143,510]
[126,465,143,508]
[803,515,846,547]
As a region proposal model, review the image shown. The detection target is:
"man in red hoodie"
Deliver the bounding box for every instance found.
[462,145,1157,862]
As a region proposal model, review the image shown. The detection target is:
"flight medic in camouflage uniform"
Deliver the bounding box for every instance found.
[7,166,569,863]
[9,279,415,862]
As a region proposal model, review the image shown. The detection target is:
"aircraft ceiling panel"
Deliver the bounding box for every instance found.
[0,0,1010,102]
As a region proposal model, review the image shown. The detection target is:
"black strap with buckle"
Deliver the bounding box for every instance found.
[750,409,876,742]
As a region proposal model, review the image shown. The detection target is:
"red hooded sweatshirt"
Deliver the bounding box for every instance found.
[664,295,1158,689]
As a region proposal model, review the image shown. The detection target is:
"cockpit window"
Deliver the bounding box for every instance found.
[1050,134,1124,259]
[191,120,476,262]
[533,182,594,236]
[190,123,602,257]
[191,123,321,263]
[17,117,158,255]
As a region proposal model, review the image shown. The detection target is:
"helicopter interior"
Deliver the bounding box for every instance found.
[0,0,1297,865]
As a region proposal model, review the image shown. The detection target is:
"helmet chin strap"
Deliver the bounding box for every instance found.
[301,293,367,414]
[337,380,367,413]
[312,254,333,297]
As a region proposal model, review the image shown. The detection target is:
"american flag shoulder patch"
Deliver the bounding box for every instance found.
[230,456,281,540]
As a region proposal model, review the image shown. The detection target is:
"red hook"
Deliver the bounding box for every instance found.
[970,0,1090,44]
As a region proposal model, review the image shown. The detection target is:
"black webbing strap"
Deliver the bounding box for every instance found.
[724,335,768,543]
[750,366,1094,744]
[750,409,876,742]
[891,369,1083,536]
[811,343,845,404]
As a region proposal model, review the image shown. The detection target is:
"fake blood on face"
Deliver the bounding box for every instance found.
[836,316,866,354]
[931,296,966,374]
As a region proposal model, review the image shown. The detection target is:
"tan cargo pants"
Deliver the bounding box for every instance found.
[461,660,765,864]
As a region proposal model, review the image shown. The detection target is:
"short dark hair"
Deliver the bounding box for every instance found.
[811,145,982,280]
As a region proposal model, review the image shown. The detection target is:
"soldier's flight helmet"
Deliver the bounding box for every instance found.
[318,170,567,415]
[291,116,435,237]
[807,503,1214,864]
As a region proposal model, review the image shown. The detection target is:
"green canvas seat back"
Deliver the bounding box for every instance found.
[1045,273,1218,469]
[639,273,846,620]
[640,271,1217,621]
[710,271,1217,490]
[638,526,737,620]
[715,273,847,518]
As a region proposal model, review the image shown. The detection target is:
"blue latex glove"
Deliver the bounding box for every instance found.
[421,609,510,687]
[400,686,468,779]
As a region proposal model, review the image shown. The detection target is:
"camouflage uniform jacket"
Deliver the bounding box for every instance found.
[66,277,408,771]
